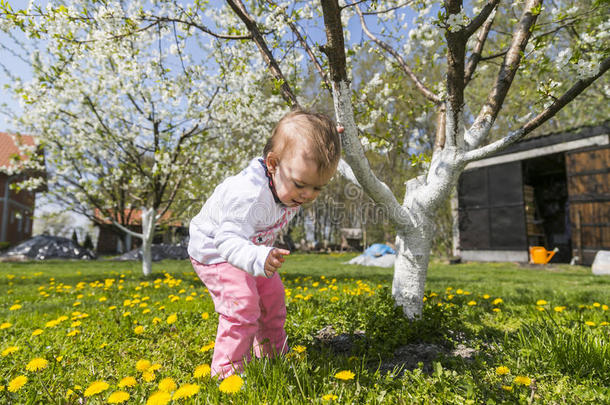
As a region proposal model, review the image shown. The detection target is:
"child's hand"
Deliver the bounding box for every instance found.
[337,125,344,134]
[264,248,290,277]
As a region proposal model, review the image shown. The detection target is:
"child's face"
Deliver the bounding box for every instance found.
[267,150,334,208]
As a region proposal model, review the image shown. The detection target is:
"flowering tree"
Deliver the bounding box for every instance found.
[0,1,286,275]
[176,0,606,318]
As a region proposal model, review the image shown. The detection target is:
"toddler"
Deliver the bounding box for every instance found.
[188,109,341,378]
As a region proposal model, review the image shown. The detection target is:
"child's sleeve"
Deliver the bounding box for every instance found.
[213,195,273,278]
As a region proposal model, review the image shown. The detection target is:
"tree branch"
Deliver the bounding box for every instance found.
[266,0,331,91]
[464,0,500,37]
[444,0,468,147]
[464,56,610,162]
[141,15,254,40]
[466,0,543,149]
[225,0,299,108]
[464,4,497,85]
[360,1,414,15]
[354,2,442,104]
[320,0,409,228]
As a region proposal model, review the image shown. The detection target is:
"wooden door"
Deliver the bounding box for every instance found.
[565,145,610,264]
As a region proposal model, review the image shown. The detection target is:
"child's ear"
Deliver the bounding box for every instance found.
[266,152,279,173]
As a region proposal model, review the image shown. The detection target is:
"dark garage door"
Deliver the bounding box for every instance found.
[458,161,527,250]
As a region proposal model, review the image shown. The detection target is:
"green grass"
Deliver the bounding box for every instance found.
[1,254,609,404]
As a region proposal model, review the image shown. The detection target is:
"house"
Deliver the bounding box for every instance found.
[0,132,42,247]
[455,122,609,265]
[94,208,187,254]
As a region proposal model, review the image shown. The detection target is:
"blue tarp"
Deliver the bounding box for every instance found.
[362,243,395,257]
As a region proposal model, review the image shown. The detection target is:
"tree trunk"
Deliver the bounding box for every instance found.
[393,223,434,319]
[392,146,465,318]
[140,207,155,277]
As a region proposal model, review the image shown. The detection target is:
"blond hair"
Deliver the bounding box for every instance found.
[264,109,341,173]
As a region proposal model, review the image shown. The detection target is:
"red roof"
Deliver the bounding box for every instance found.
[0,132,36,169]
[94,208,184,227]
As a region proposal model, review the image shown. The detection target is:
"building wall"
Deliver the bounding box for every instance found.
[0,174,36,245]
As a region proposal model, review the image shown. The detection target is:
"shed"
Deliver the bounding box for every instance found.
[455,122,609,265]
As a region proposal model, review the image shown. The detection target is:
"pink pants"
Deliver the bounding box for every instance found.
[190,258,288,378]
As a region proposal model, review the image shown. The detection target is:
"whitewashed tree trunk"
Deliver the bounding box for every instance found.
[140,207,155,277]
[109,207,157,277]
[393,223,434,319]
[392,146,465,318]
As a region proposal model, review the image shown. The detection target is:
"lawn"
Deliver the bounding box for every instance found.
[1,254,609,404]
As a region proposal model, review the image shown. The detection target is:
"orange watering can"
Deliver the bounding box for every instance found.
[529,246,558,264]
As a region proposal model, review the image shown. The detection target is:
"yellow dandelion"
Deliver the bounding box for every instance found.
[56,356,63,362]
[31,329,43,336]
[26,357,49,372]
[292,345,307,354]
[495,366,510,375]
[585,321,596,327]
[502,385,513,391]
[146,390,172,405]
[554,306,566,312]
[166,314,177,325]
[600,322,609,326]
[219,374,243,394]
[536,306,546,311]
[107,391,130,404]
[334,370,355,381]
[467,300,477,306]
[67,329,80,336]
[158,378,176,392]
[142,371,156,382]
[193,364,211,379]
[514,376,531,386]
[134,326,145,335]
[152,317,162,324]
[149,363,162,372]
[593,302,600,307]
[173,383,200,399]
[2,346,20,356]
[492,308,501,312]
[136,359,152,372]
[118,376,137,388]
[322,393,338,401]
[602,305,608,311]
[492,298,503,305]
[0,322,13,329]
[8,375,27,392]
[201,312,209,320]
[200,341,215,352]
[9,304,22,311]
[536,300,547,306]
[45,319,59,328]
[84,380,109,397]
